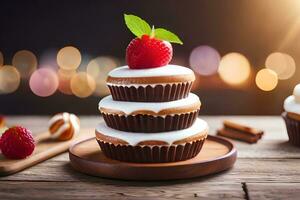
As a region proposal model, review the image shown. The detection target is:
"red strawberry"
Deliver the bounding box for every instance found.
[0,126,35,159]
[126,35,173,69]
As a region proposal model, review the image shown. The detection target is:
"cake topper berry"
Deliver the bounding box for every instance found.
[124,14,183,69]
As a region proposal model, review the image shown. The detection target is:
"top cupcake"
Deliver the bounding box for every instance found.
[284,84,300,120]
[107,65,195,85]
[107,14,195,102]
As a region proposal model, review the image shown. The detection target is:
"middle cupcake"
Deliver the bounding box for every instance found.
[99,93,201,133]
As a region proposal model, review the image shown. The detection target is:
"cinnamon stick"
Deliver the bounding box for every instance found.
[217,120,264,143]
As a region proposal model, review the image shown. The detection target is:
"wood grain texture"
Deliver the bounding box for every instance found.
[2,158,300,183]
[0,181,245,200]
[247,183,300,199]
[0,116,298,200]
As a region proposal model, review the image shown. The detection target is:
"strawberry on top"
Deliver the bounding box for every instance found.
[124,14,183,69]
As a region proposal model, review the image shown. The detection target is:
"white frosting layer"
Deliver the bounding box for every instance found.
[284,84,300,114]
[49,112,80,139]
[108,65,194,78]
[99,93,200,115]
[294,84,300,103]
[106,81,192,88]
[96,118,208,145]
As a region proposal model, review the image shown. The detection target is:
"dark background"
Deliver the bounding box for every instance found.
[0,0,299,115]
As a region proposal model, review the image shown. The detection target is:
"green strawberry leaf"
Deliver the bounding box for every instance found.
[124,14,151,38]
[154,28,183,44]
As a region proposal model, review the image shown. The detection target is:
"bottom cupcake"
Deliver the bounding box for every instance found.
[95,118,208,163]
[282,112,300,146]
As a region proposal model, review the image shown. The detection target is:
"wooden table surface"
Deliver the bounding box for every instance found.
[0,116,299,200]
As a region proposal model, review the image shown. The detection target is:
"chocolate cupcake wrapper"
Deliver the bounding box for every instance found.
[282,112,300,147]
[97,138,206,163]
[102,110,199,133]
[108,82,193,102]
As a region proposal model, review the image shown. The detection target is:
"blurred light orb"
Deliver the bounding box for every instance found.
[58,69,76,95]
[255,68,278,91]
[0,65,21,94]
[29,68,58,97]
[40,49,59,70]
[0,51,3,66]
[189,45,221,76]
[218,52,251,85]
[12,50,37,78]
[57,46,81,70]
[77,54,93,72]
[70,72,96,98]
[265,52,295,80]
[279,54,296,80]
[87,56,118,96]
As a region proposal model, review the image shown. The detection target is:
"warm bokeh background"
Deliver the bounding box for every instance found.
[0,0,299,115]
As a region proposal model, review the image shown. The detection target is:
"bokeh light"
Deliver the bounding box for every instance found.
[265,52,296,80]
[40,49,59,70]
[218,52,251,85]
[77,54,92,72]
[0,51,3,67]
[255,68,278,91]
[86,56,118,96]
[12,50,37,78]
[29,68,59,97]
[70,72,96,98]
[189,45,221,76]
[57,46,81,70]
[58,69,76,95]
[0,65,21,94]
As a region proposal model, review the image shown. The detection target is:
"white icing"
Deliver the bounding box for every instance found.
[96,118,208,145]
[294,84,300,103]
[106,81,192,88]
[108,65,194,78]
[70,114,80,136]
[49,112,80,138]
[284,84,300,114]
[48,112,67,126]
[99,93,200,115]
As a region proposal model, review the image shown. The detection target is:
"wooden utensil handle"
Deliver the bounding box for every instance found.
[34,132,51,143]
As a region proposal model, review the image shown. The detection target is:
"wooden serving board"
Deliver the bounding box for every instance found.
[0,129,92,176]
[69,135,237,181]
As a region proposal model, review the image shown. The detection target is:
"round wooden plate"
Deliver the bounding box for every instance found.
[69,135,237,181]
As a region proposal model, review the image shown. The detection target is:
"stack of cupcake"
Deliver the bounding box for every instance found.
[96,64,208,163]
[95,14,209,163]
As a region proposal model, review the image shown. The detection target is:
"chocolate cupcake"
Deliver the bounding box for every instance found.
[282,84,300,146]
[95,118,208,163]
[107,65,195,102]
[99,93,200,132]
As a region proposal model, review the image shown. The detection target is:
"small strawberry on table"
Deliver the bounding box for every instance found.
[0,126,35,159]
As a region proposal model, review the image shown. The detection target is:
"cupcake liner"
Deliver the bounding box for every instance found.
[102,110,199,133]
[96,138,206,163]
[282,112,300,147]
[108,82,193,102]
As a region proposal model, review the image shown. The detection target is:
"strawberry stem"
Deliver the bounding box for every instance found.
[150,25,155,38]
